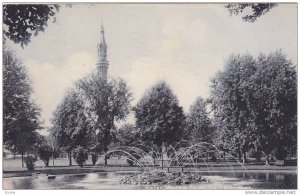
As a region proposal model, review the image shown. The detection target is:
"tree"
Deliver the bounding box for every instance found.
[38,143,53,167]
[117,123,140,146]
[24,155,37,171]
[3,4,59,47]
[77,73,132,166]
[134,81,186,147]
[210,51,297,165]
[225,3,277,22]
[211,54,258,163]
[73,146,89,168]
[185,97,214,144]
[50,89,91,166]
[3,48,41,167]
[46,133,61,167]
[250,51,297,165]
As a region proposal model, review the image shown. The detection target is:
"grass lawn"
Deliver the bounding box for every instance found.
[3,155,297,178]
[3,155,130,171]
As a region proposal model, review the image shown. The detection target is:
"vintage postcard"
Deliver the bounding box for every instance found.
[2,3,297,191]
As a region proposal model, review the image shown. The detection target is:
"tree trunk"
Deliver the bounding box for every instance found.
[104,156,108,166]
[104,148,108,167]
[265,153,270,166]
[162,153,164,169]
[52,150,55,168]
[21,153,24,167]
[92,154,98,166]
[238,152,242,162]
[69,152,72,166]
[242,151,247,164]
[52,156,55,168]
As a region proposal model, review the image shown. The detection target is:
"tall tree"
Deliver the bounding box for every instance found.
[210,54,258,163]
[185,97,214,144]
[211,51,297,165]
[3,48,41,167]
[50,89,91,166]
[225,3,277,22]
[134,81,185,147]
[250,51,297,164]
[3,4,59,47]
[77,73,132,166]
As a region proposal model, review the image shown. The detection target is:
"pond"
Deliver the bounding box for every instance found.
[3,171,297,190]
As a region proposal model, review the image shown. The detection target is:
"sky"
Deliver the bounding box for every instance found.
[5,3,297,133]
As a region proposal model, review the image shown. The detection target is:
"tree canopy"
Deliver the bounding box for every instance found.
[116,123,139,146]
[3,48,41,165]
[50,89,91,165]
[134,81,185,146]
[77,74,132,156]
[250,52,297,160]
[225,3,277,22]
[185,97,214,144]
[210,51,297,164]
[3,4,59,47]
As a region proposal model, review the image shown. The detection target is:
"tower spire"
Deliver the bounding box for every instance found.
[96,23,109,81]
[100,23,106,45]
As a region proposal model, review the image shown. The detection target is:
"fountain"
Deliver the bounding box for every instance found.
[104,140,245,186]
[3,141,297,189]
[120,170,206,185]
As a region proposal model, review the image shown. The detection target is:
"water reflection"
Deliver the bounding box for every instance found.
[3,171,297,190]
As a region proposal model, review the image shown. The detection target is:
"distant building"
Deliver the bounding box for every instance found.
[96,24,109,81]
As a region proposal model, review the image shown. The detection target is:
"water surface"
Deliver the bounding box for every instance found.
[3,171,297,190]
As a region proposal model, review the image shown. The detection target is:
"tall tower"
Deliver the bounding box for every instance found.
[96,24,109,81]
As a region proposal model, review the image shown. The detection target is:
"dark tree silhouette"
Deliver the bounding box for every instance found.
[211,54,257,164]
[117,124,139,146]
[3,4,59,47]
[225,3,277,22]
[38,143,53,167]
[185,97,214,144]
[211,51,297,165]
[135,81,186,147]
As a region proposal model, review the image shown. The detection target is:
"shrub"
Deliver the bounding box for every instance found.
[24,155,37,171]
[274,147,287,160]
[38,144,53,167]
[210,153,217,162]
[249,149,263,162]
[72,146,88,167]
[91,153,98,166]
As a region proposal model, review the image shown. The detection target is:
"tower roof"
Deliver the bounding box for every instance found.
[100,23,106,45]
[96,23,109,81]
[101,23,104,32]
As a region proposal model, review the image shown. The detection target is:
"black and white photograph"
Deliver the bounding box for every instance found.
[2,2,297,191]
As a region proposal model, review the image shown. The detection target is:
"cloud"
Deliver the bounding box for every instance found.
[26,52,96,127]
[125,56,204,113]
[4,4,297,131]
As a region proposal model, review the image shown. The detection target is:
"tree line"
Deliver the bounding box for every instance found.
[3,47,296,167]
